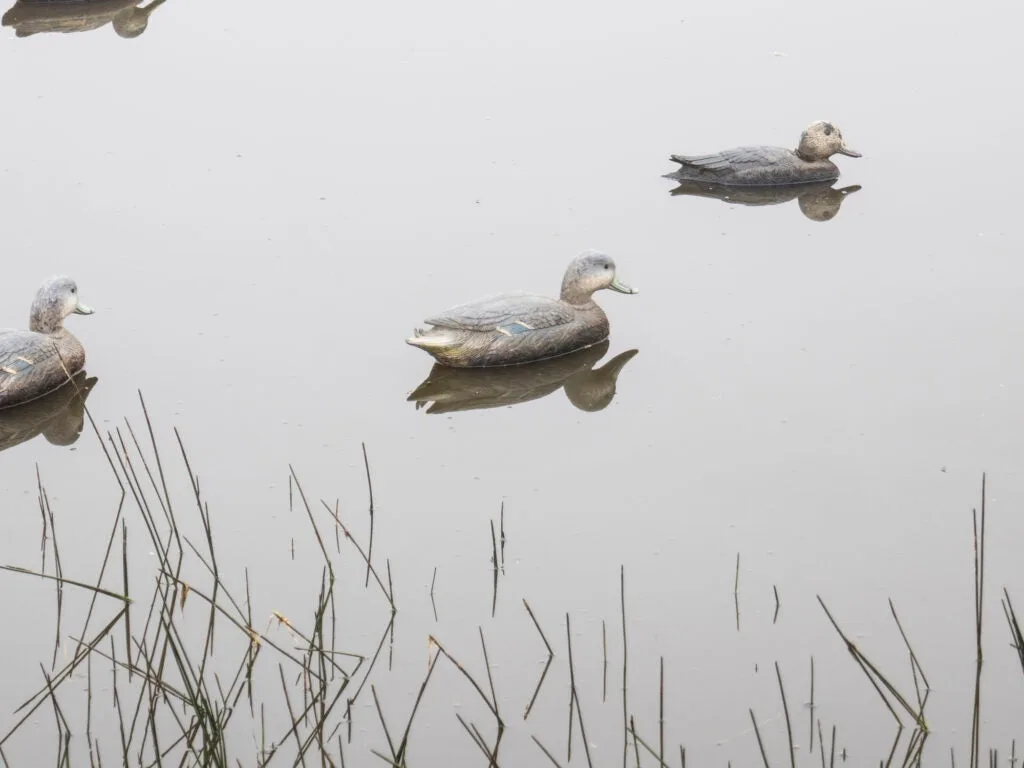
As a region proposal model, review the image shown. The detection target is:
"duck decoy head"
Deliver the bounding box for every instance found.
[797,121,861,161]
[560,250,638,304]
[29,277,94,335]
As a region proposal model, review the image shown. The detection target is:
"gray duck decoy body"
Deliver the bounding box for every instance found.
[1,276,94,410]
[666,121,861,186]
[407,250,636,368]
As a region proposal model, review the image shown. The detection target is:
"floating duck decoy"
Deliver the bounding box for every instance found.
[1,276,94,410]
[0,370,97,453]
[407,250,636,368]
[408,340,638,414]
[665,121,861,186]
[2,0,166,38]
[668,178,862,221]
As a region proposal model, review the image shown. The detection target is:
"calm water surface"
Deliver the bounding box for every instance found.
[2,0,1023,764]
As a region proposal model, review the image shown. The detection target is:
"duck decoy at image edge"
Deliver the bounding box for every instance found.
[665,120,861,186]
[407,250,637,368]
[1,276,95,410]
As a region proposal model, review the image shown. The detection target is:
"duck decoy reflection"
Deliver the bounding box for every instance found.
[2,0,166,38]
[668,179,861,222]
[1,276,94,410]
[0,370,97,453]
[408,340,639,415]
[665,121,861,186]
[407,250,637,368]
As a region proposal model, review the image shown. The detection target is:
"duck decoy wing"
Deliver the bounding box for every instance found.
[0,332,61,407]
[670,146,782,171]
[424,293,576,334]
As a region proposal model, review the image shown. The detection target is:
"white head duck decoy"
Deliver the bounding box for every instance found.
[407,250,637,368]
[666,121,861,186]
[1,276,94,409]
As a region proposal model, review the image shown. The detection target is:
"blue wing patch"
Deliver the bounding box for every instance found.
[497,321,534,336]
[1,356,34,376]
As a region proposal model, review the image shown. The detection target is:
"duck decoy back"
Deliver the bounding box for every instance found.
[666,121,861,186]
[407,250,636,368]
[1,276,94,410]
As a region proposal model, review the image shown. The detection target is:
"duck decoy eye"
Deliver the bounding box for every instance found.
[604,264,610,270]
[823,124,833,136]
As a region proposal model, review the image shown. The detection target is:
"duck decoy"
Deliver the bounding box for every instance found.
[668,178,862,221]
[1,276,94,410]
[408,340,638,414]
[2,0,166,38]
[665,121,861,186]
[407,250,636,368]
[0,370,97,453]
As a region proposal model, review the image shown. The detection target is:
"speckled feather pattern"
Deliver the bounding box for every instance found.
[0,330,86,409]
[416,303,610,368]
[423,292,577,332]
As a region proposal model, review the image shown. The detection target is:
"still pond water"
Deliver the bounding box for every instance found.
[1,0,1023,764]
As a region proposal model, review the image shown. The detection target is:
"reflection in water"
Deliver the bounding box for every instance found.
[408,340,638,414]
[668,179,862,222]
[0,370,96,453]
[2,0,166,38]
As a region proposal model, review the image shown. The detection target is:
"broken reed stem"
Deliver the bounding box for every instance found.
[622,565,628,768]
[749,709,771,768]
[362,442,375,590]
[319,500,394,610]
[523,599,554,657]
[970,473,987,768]
[809,656,815,752]
[734,553,741,632]
[524,655,553,721]
[775,661,796,768]
[532,735,566,768]
[659,656,665,766]
[817,596,924,729]
[603,619,608,703]
[479,628,498,712]
[627,720,673,768]
[454,714,498,768]
[1002,590,1024,675]
[490,519,499,618]
[428,637,502,724]
[889,598,931,710]
[565,614,594,768]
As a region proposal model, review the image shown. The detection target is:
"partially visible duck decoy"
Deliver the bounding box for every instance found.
[407,340,639,414]
[2,0,166,38]
[1,276,95,410]
[0,370,97,453]
[665,121,861,186]
[407,250,637,368]
[668,178,862,221]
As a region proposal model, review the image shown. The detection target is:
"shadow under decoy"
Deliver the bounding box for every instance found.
[2,0,167,38]
[0,370,97,453]
[667,179,862,222]
[408,340,639,415]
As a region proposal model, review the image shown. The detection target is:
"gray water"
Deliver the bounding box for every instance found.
[2,0,1023,764]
